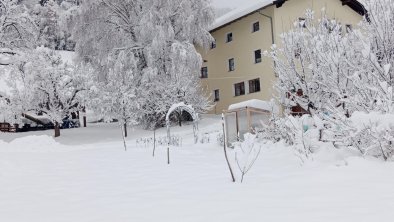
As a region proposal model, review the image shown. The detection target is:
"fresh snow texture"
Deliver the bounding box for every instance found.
[1,115,394,222]
[350,111,394,131]
[210,0,273,31]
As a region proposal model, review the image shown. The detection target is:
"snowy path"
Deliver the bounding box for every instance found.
[1,116,394,222]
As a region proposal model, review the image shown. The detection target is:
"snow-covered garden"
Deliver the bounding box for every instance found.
[1,116,394,222]
[1,0,394,221]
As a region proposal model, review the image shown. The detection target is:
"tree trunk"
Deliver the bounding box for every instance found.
[152,129,156,157]
[82,107,87,127]
[222,114,235,182]
[54,122,60,137]
[177,112,182,127]
[124,123,128,138]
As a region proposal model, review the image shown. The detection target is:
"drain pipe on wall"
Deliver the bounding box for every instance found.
[258,10,275,45]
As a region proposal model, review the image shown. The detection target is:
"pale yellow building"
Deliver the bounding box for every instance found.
[198,0,365,114]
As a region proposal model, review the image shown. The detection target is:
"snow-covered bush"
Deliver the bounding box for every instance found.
[268,0,394,160]
[233,133,262,183]
[349,112,394,160]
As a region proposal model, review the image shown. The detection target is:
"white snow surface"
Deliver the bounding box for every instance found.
[1,114,394,221]
[210,0,273,31]
[350,111,394,131]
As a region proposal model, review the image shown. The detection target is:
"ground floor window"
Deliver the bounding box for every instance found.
[214,89,220,102]
[249,78,260,93]
[201,67,208,78]
[234,82,245,96]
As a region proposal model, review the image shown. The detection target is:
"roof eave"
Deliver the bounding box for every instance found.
[209,3,274,33]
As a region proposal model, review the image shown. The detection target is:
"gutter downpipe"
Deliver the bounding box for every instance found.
[258,11,275,45]
[258,10,278,78]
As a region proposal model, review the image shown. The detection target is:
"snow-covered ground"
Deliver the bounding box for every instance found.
[1,115,394,222]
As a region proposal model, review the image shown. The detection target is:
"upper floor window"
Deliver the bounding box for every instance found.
[249,78,261,93]
[234,82,245,97]
[210,39,216,49]
[226,32,233,43]
[201,67,208,78]
[252,21,260,32]
[228,58,235,71]
[254,49,262,63]
[214,89,220,102]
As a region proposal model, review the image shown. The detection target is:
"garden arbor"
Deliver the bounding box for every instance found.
[165,102,199,145]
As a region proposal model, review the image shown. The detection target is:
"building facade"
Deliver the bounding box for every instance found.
[198,0,364,114]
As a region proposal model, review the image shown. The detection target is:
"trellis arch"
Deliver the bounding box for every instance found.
[165,102,199,144]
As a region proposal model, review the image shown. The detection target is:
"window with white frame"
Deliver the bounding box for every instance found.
[249,78,261,93]
[201,67,208,78]
[228,58,235,71]
[252,21,260,32]
[214,89,220,102]
[254,49,262,63]
[234,82,245,96]
[226,32,233,43]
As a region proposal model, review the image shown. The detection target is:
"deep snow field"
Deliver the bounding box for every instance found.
[1,115,394,222]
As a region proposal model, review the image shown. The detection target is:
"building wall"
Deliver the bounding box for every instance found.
[199,0,363,114]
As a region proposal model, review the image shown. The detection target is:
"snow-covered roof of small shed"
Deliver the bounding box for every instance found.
[228,99,273,112]
[210,0,273,31]
[0,54,12,65]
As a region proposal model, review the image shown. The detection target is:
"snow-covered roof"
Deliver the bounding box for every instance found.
[210,0,273,31]
[228,99,273,112]
[209,0,365,32]
[0,54,12,65]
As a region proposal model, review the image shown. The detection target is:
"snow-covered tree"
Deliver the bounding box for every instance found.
[0,0,37,65]
[29,0,78,50]
[74,0,214,129]
[89,50,140,141]
[3,47,88,137]
[268,0,394,160]
[234,133,261,183]
[31,48,87,137]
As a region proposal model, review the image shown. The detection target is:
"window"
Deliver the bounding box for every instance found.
[201,67,208,78]
[234,82,245,96]
[252,21,260,32]
[254,49,262,63]
[249,78,261,93]
[228,58,235,71]
[345,24,353,33]
[298,18,306,28]
[210,40,216,49]
[214,89,220,102]
[226,33,233,43]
